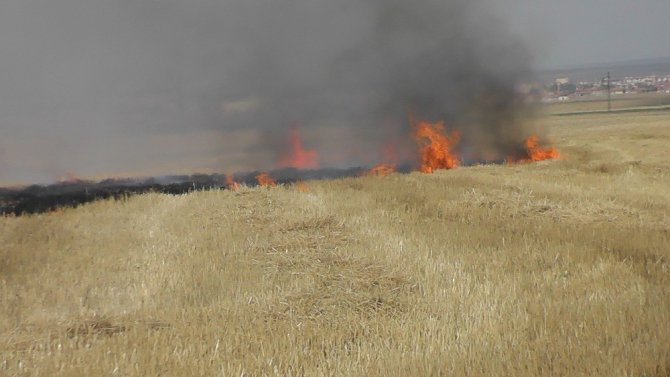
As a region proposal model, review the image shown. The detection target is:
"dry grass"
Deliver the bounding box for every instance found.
[1,112,669,376]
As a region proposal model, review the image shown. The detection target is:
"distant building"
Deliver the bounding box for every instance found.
[531,74,670,102]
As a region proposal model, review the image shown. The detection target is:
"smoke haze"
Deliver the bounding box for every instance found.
[1,0,534,185]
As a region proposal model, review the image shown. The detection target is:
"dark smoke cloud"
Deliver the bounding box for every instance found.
[215,0,535,164]
[0,0,534,184]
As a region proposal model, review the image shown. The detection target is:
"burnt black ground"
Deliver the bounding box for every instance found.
[1,167,410,216]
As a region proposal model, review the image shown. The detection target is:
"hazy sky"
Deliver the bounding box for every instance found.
[2,0,670,185]
[493,0,670,68]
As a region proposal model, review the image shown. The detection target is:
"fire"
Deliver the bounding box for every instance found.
[256,172,277,187]
[521,135,560,162]
[225,173,241,190]
[412,119,460,173]
[279,127,319,169]
[367,163,396,177]
[295,181,310,192]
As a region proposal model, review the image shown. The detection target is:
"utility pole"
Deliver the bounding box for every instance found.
[607,71,612,112]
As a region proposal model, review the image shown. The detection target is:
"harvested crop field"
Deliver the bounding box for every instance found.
[2,111,669,376]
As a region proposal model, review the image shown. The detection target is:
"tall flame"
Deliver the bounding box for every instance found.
[412,119,460,173]
[279,127,319,169]
[256,172,277,187]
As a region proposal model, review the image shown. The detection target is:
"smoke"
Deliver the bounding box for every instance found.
[0,145,5,180]
[213,0,536,165]
[0,0,535,184]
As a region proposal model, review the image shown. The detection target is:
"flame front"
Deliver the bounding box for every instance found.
[225,173,241,190]
[256,172,277,187]
[279,127,319,169]
[226,118,559,186]
[523,135,560,162]
[367,164,396,177]
[412,119,460,173]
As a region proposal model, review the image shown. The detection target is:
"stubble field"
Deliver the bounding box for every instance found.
[1,111,669,376]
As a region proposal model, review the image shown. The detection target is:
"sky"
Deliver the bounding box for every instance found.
[493,0,670,69]
[2,0,670,185]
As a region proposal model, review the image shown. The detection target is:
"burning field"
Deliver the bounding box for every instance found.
[1,0,669,375]
[1,0,546,189]
[1,121,559,216]
[1,0,562,213]
[1,112,669,376]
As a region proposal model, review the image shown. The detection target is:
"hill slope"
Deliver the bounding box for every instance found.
[2,112,669,376]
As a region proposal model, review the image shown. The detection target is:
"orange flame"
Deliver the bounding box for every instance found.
[295,181,310,192]
[524,135,560,161]
[521,135,560,162]
[256,172,277,187]
[279,127,319,169]
[225,173,241,191]
[367,163,396,177]
[412,119,460,173]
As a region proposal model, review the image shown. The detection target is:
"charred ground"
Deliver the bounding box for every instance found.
[0,167,392,216]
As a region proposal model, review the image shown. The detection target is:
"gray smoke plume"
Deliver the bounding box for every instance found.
[213,0,530,163]
[215,0,535,165]
[0,0,535,184]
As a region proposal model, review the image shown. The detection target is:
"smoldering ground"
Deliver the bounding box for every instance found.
[0,0,536,184]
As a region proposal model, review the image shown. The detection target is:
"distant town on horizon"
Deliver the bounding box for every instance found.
[527,56,670,103]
